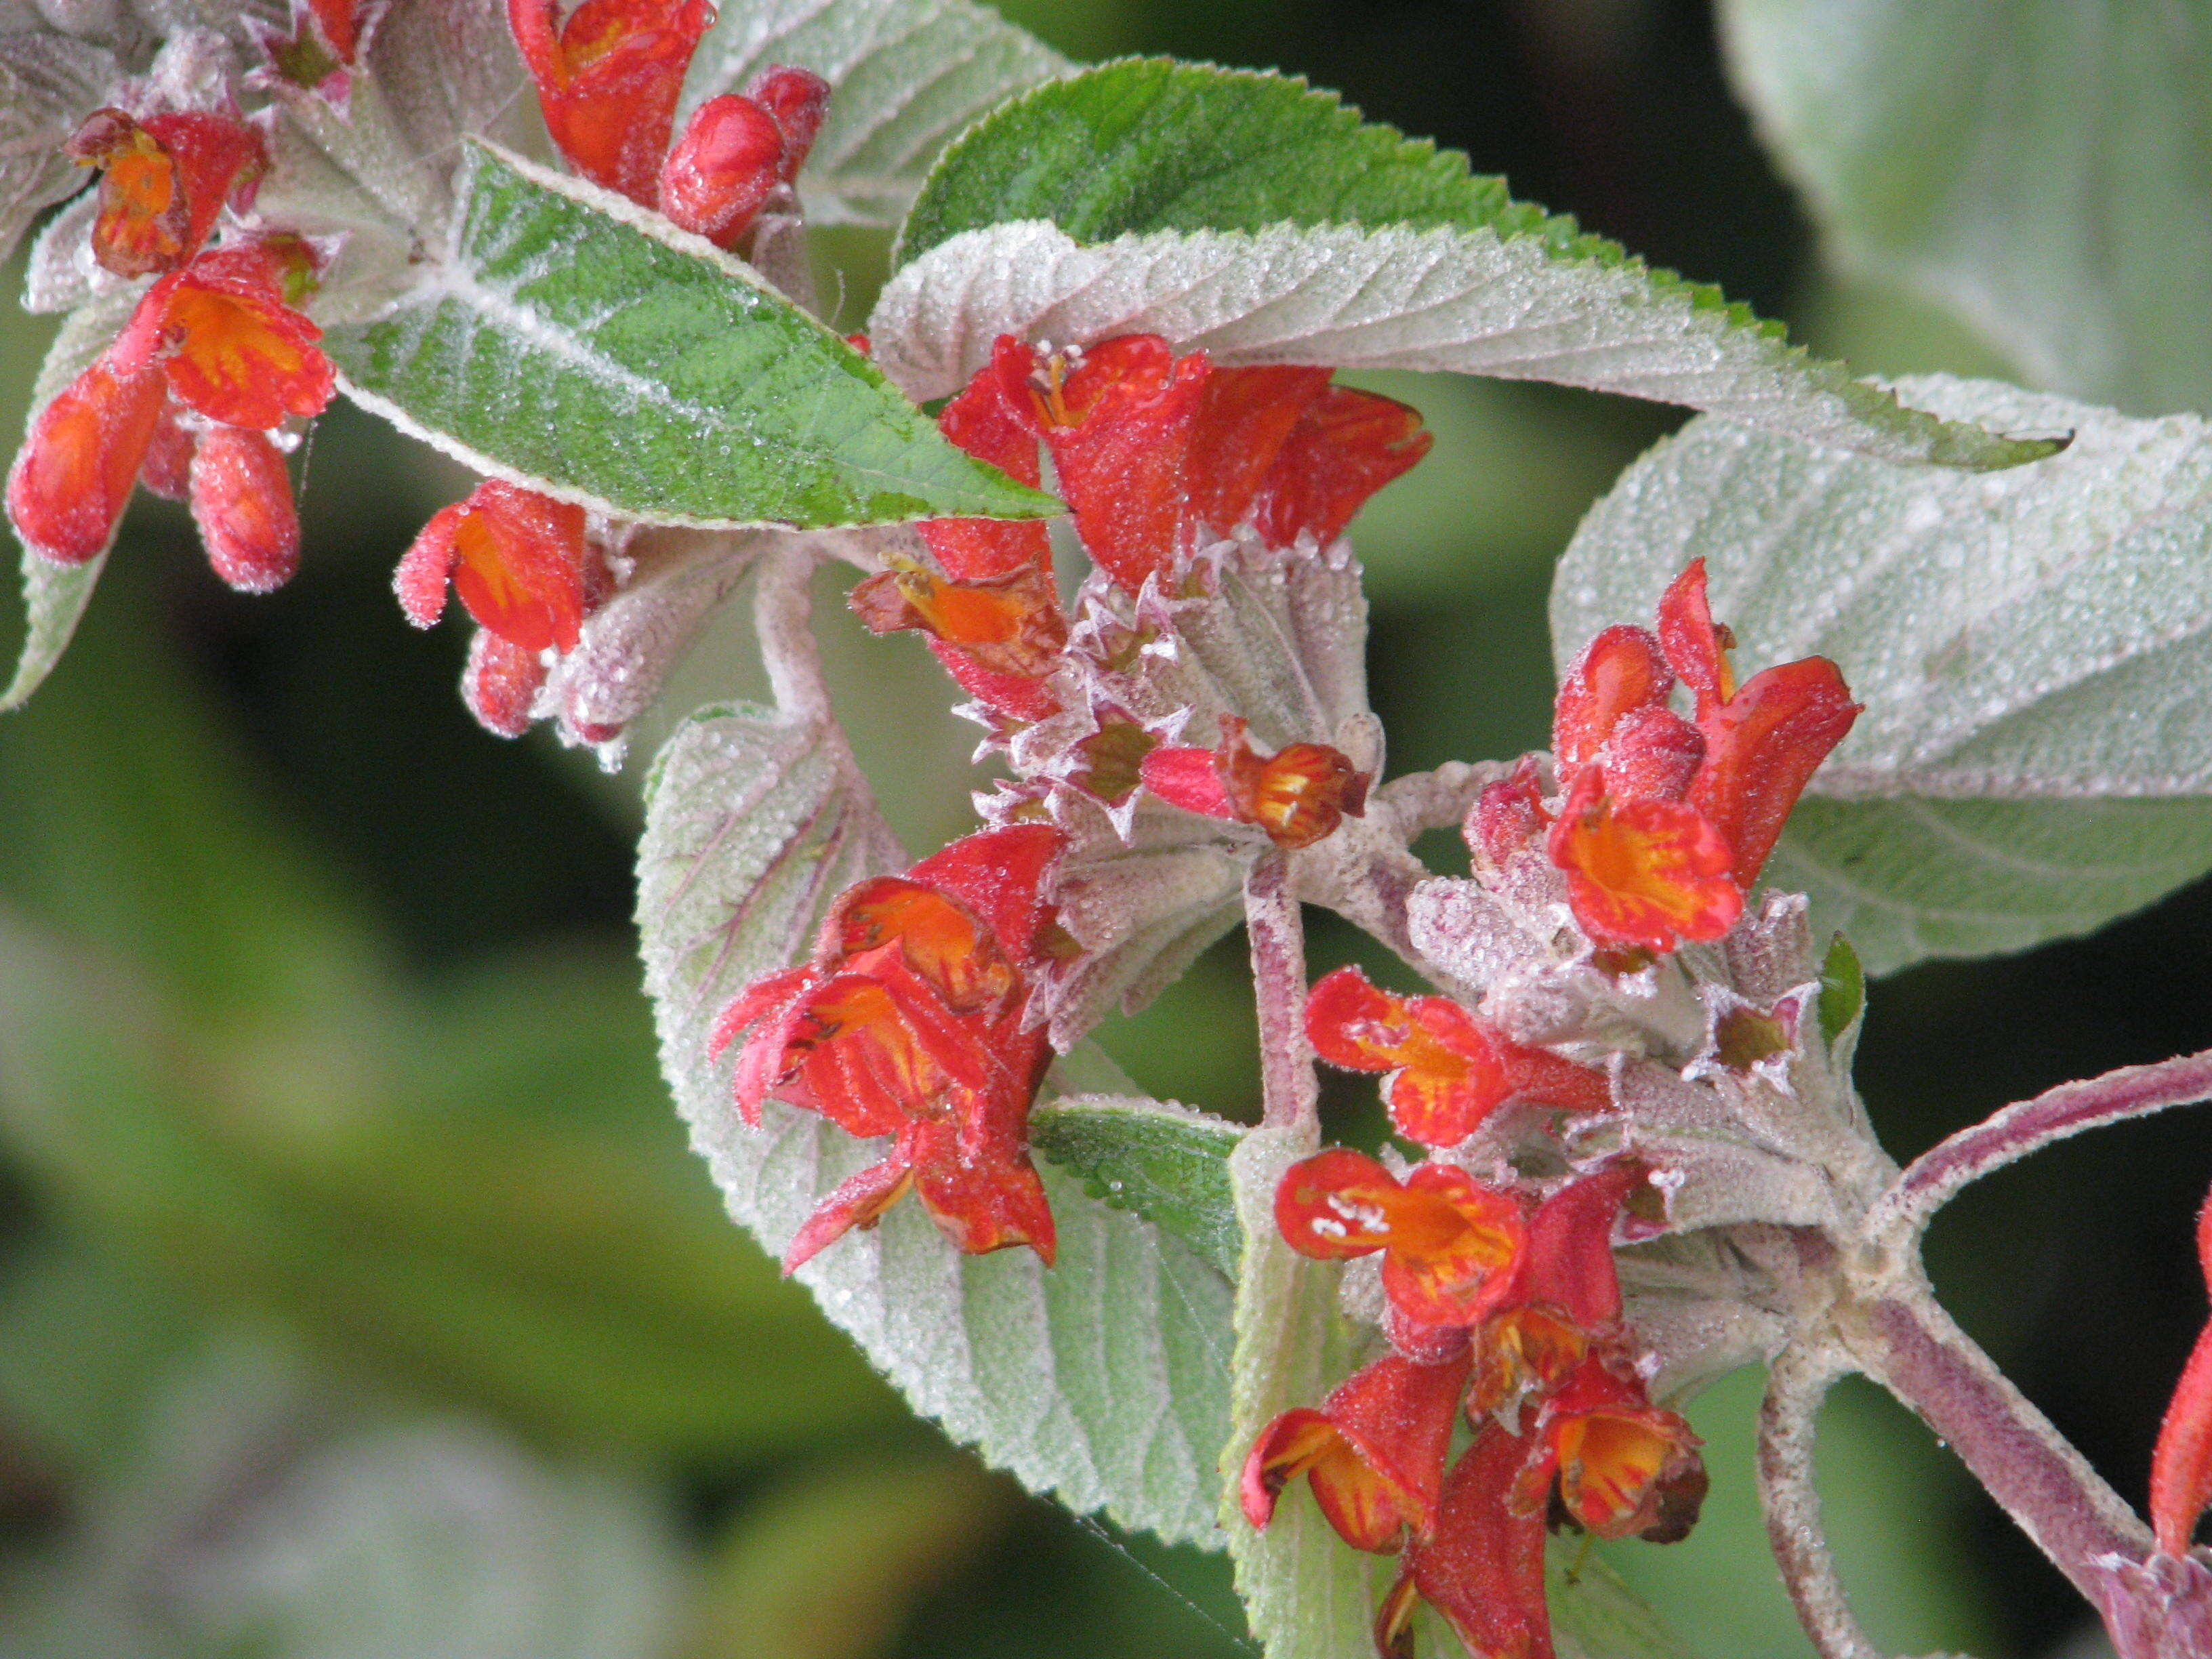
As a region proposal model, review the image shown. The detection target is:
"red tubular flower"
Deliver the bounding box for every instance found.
[508,0,717,205]
[1141,715,1370,850]
[1376,1425,1553,1659]
[189,425,299,593]
[1305,965,1609,1147]
[67,108,265,279]
[395,480,593,653]
[1469,1164,1642,1415]
[658,65,830,247]
[10,241,333,565]
[1275,1147,1525,1328]
[1657,560,1860,889]
[710,825,1065,1270]
[1543,560,1859,951]
[928,335,1427,600]
[110,244,335,432]
[1509,1351,1705,1542]
[848,554,1069,678]
[895,336,1065,721]
[1029,335,1211,592]
[5,357,165,565]
[2152,1180,2212,1555]
[1545,766,1742,954]
[1472,755,1550,869]
[1243,1349,1470,1551]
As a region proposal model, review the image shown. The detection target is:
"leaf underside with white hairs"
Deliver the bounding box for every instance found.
[0,30,115,268]
[636,703,1235,1545]
[1552,373,2212,973]
[322,142,1059,529]
[880,58,2051,468]
[869,220,2059,469]
[3,288,142,713]
[680,0,1070,228]
[1718,0,2212,418]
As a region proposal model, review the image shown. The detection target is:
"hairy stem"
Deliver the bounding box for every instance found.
[1245,851,1319,1132]
[753,544,831,723]
[1845,1275,2152,1601]
[1759,1342,1889,1659]
[1867,1050,2212,1246]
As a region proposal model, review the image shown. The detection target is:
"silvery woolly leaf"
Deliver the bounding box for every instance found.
[1553,373,2212,974]
[637,703,1235,1544]
[869,220,2053,468]
[0,30,115,267]
[1719,0,2212,418]
[679,0,1069,228]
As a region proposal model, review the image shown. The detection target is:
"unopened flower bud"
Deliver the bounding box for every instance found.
[744,64,830,180]
[190,425,300,592]
[659,94,785,249]
[463,628,547,739]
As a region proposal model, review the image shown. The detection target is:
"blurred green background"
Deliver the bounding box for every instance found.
[3,3,2209,1657]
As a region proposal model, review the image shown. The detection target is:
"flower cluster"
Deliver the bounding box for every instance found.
[713,331,1428,1267]
[0,0,836,742]
[1248,1149,1704,1659]
[5,89,333,596]
[1221,569,1878,1655]
[709,825,1065,1271]
[857,331,1427,1047]
[1488,559,1860,956]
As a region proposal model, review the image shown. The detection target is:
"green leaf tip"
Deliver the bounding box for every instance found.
[1817,933,1866,1047]
[1029,1095,1245,1279]
[328,140,1061,529]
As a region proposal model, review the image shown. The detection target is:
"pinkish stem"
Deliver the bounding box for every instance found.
[1847,1277,2152,1607]
[1245,850,1318,1132]
[1868,1049,2212,1246]
[1759,1343,1887,1659]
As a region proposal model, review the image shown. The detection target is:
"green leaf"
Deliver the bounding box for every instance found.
[1551,373,2212,975]
[681,0,1069,228]
[896,55,1572,260]
[1719,0,2212,417]
[323,140,1059,529]
[3,288,138,713]
[1222,1126,1385,1659]
[1544,1541,1706,1659]
[882,60,2052,468]
[637,701,1235,1544]
[1030,1095,1245,1278]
